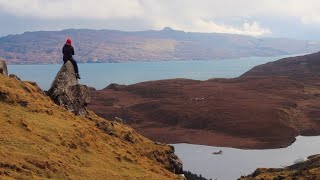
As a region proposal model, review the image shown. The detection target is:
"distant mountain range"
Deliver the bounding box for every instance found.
[1,27,320,64]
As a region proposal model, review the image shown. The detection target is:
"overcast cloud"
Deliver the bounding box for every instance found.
[0,0,320,39]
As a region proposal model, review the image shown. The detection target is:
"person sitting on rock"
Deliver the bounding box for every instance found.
[62,38,81,79]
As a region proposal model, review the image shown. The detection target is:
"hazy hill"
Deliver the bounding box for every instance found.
[242,51,320,84]
[1,28,320,64]
[0,74,182,179]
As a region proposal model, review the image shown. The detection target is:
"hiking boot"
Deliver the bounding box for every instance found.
[76,73,81,79]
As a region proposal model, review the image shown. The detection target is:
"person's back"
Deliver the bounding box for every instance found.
[62,44,74,63]
[62,38,80,79]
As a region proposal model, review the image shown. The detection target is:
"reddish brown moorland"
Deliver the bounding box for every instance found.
[89,52,320,149]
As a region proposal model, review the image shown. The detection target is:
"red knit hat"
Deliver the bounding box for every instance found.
[66,38,72,45]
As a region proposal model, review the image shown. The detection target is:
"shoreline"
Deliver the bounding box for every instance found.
[6,54,300,65]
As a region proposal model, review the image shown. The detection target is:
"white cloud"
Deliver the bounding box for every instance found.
[1,0,320,36]
[153,19,271,36]
[301,15,320,24]
[139,0,272,36]
[0,0,144,19]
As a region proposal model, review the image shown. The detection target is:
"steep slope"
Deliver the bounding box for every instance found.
[241,154,320,179]
[89,52,320,149]
[1,28,320,64]
[0,74,182,179]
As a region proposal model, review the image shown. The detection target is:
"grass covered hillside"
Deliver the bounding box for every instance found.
[0,74,181,179]
[241,154,320,179]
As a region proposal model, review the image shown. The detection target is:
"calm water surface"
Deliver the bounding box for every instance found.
[8,55,291,90]
[173,136,320,180]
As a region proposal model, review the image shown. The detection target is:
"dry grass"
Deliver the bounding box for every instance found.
[0,74,181,179]
[241,155,320,180]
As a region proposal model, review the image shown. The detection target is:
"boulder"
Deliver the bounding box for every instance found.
[47,61,90,116]
[9,74,21,81]
[0,58,8,76]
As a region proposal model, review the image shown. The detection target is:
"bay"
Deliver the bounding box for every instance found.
[8,55,292,90]
[173,136,320,180]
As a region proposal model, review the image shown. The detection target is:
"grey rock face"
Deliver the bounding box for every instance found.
[170,155,183,174]
[0,58,8,76]
[168,145,183,174]
[50,61,78,87]
[47,61,90,116]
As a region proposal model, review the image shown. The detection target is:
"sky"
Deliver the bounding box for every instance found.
[1,0,320,40]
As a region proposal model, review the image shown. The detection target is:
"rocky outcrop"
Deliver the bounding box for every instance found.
[0,58,8,76]
[9,74,21,81]
[47,61,90,116]
[167,145,183,174]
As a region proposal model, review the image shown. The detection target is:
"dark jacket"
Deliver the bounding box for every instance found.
[62,44,75,62]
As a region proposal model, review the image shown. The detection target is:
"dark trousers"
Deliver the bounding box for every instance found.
[64,58,79,74]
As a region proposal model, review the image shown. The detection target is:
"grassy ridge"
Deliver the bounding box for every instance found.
[241,155,320,179]
[0,74,181,179]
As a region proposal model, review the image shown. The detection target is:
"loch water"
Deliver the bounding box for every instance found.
[9,55,291,90]
[173,136,320,180]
